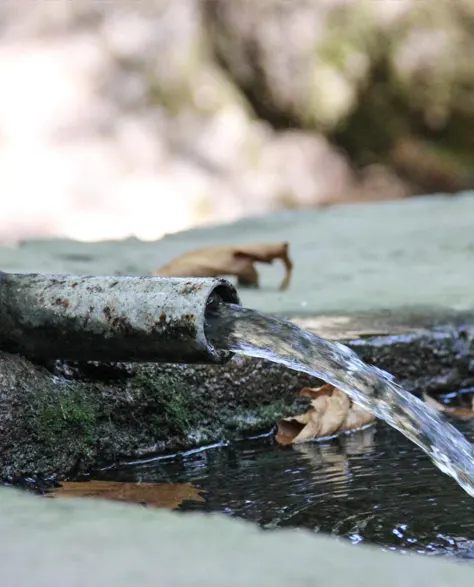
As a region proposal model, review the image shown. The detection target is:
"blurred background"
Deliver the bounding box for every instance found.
[1,0,473,245]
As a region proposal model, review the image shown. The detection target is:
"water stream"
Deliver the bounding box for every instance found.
[205,303,474,497]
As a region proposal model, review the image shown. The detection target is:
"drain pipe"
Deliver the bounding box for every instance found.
[0,273,240,364]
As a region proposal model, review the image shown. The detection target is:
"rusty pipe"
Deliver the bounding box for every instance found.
[0,273,240,364]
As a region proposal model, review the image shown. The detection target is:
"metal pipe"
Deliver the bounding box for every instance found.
[0,273,240,364]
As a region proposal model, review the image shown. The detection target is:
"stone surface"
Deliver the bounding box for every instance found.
[1,487,474,587]
[0,351,308,479]
[0,195,474,478]
[1,192,473,315]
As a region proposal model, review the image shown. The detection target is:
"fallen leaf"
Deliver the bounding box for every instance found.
[276,384,375,445]
[45,480,205,509]
[300,384,350,437]
[153,242,293,290]
[423,392,474,420]
[340,401,376,432]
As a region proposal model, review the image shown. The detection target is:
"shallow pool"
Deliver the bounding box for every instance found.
[94,410,474,559]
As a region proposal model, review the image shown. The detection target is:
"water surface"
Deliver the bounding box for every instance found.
[98,419,474,559]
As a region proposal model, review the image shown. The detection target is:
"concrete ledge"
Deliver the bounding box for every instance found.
[1,488,473,587]
[2,193,474,315]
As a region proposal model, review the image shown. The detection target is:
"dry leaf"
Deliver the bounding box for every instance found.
[340,401,376,432]
[276,384,375,446]
[423,392,474,420]
[153,242,293,290]
[46,480,205,509]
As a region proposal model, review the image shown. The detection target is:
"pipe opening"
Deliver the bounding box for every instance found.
[204,282,240,361]
[206,283,239,312]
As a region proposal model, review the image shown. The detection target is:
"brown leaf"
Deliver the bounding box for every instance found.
[276,384,375,445]
[423,392,474,420]
[46,481,205,509]
[299,383,335,399]
[305,386,350,438]
[153,242,293,290]
[340,402,376,432]
[275,418,307,446]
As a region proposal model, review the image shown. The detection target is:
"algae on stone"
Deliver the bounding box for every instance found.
[0,351,308,480]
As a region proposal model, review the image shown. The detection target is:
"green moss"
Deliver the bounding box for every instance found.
[254,399,296,421]
[217,400,298,436]
[38,400,96,441]
[132,372,194,436]
[30,386,99,459]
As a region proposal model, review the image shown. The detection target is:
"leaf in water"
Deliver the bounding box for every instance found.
[423,392,474,420]
[46,481,205,509]
[275,384,375,445]
[153,242,293,290]
[340,401,376,432]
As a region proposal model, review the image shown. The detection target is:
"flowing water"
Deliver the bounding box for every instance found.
[205,303,474,497]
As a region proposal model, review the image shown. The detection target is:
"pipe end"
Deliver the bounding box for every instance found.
[204,279,241,364]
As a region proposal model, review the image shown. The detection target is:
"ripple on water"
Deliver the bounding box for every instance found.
[96,421,474,560]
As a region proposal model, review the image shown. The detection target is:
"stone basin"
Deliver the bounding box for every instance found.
[1,486,474,587]
[1,193,474,479]
[1,194,474,584]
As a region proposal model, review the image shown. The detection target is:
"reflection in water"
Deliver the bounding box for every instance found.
[205,303,474,497]
[291,428,377,502]
[97,421,474,559]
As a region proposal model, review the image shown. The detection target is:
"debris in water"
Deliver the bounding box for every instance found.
[276,384,375,445]
[423,392,474,421]
[45,480,205,509]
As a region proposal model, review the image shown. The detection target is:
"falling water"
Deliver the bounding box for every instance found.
[205,303,474,497]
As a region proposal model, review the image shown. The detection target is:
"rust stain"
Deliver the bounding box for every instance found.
[54,297,70,309]
[181,281,200,296]
[103,305,132,333]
